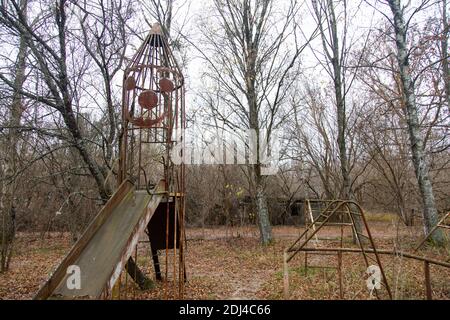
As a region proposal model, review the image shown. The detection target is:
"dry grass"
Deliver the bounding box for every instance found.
[0,223,449,300]
[364,212,399,223]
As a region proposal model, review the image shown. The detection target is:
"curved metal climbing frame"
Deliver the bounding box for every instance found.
[414,211,449,252]
[284,200,392,300]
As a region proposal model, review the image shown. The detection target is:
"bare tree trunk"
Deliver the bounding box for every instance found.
[76,0,133,190]
[328,1,364,241]
[255,174,272,245]
[0,0,28,272]
[61,108,110,201]
[240,0,273,245]
[57,2,110,201]
[312,0,362,241]
[326,0,351,201]
[388,0,444,245]
[247,54,272,245]
[249,117,272,245]
[441,0,450,113]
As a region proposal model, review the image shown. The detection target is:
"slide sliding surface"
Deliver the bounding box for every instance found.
[34,180,164,299]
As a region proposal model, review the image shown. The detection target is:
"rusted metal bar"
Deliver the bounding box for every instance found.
[286,200,394,299]
[424,261,432,300]
[125,257,128,300]
[286,247,450,268]
[337,251,343,299]
[287,201,346,262]
[134,245,138,300]
[306,200,319,243]
[414,212,450,252]
[283,251,289,299]
[304,251,308,276]
[340,201,391,299]
[339,210,344,299]
[287,200,344,253]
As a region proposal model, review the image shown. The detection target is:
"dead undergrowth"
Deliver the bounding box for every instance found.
[0,222,448,300]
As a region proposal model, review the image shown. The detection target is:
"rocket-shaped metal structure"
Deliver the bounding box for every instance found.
[119,22,186,297]
[33,23,186,300]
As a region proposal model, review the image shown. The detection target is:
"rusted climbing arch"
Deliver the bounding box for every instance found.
[284,200,392,300]
[414,211,449,252]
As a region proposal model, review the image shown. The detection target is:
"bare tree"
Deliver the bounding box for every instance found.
[0,0,28,272]
[441,0,450,112]
[0,0,110,201]
[139,0,174,37]
[73,0,134,191]
[355,9,449,222]
[288,84,341,199]
[386,0,444,244]
[310,0,353,199]
[309,0,371,240]
[190,0,316,244]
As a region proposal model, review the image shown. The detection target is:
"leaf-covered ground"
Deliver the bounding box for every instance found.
[0,222,449,300]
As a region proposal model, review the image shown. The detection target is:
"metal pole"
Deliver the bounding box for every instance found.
[424,261,432,300]
[283,251,289,299]
[338,211,344,299]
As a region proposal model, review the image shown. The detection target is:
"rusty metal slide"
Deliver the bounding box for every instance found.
[34,180,165,299]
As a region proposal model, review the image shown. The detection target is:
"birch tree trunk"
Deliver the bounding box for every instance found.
[247,55,272,245]
[388,0,444,244]
[255,175,272,245]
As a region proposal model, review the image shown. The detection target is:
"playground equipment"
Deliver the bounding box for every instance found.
[34,23,186,299]
[284,200,392,299]
[284,200,450,300]
[414,211,449,252]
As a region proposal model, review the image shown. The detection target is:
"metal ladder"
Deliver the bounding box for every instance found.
[414,211,450,252]
[285,200,392,299]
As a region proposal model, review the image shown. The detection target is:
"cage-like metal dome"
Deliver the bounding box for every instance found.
[119,22,185,190]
